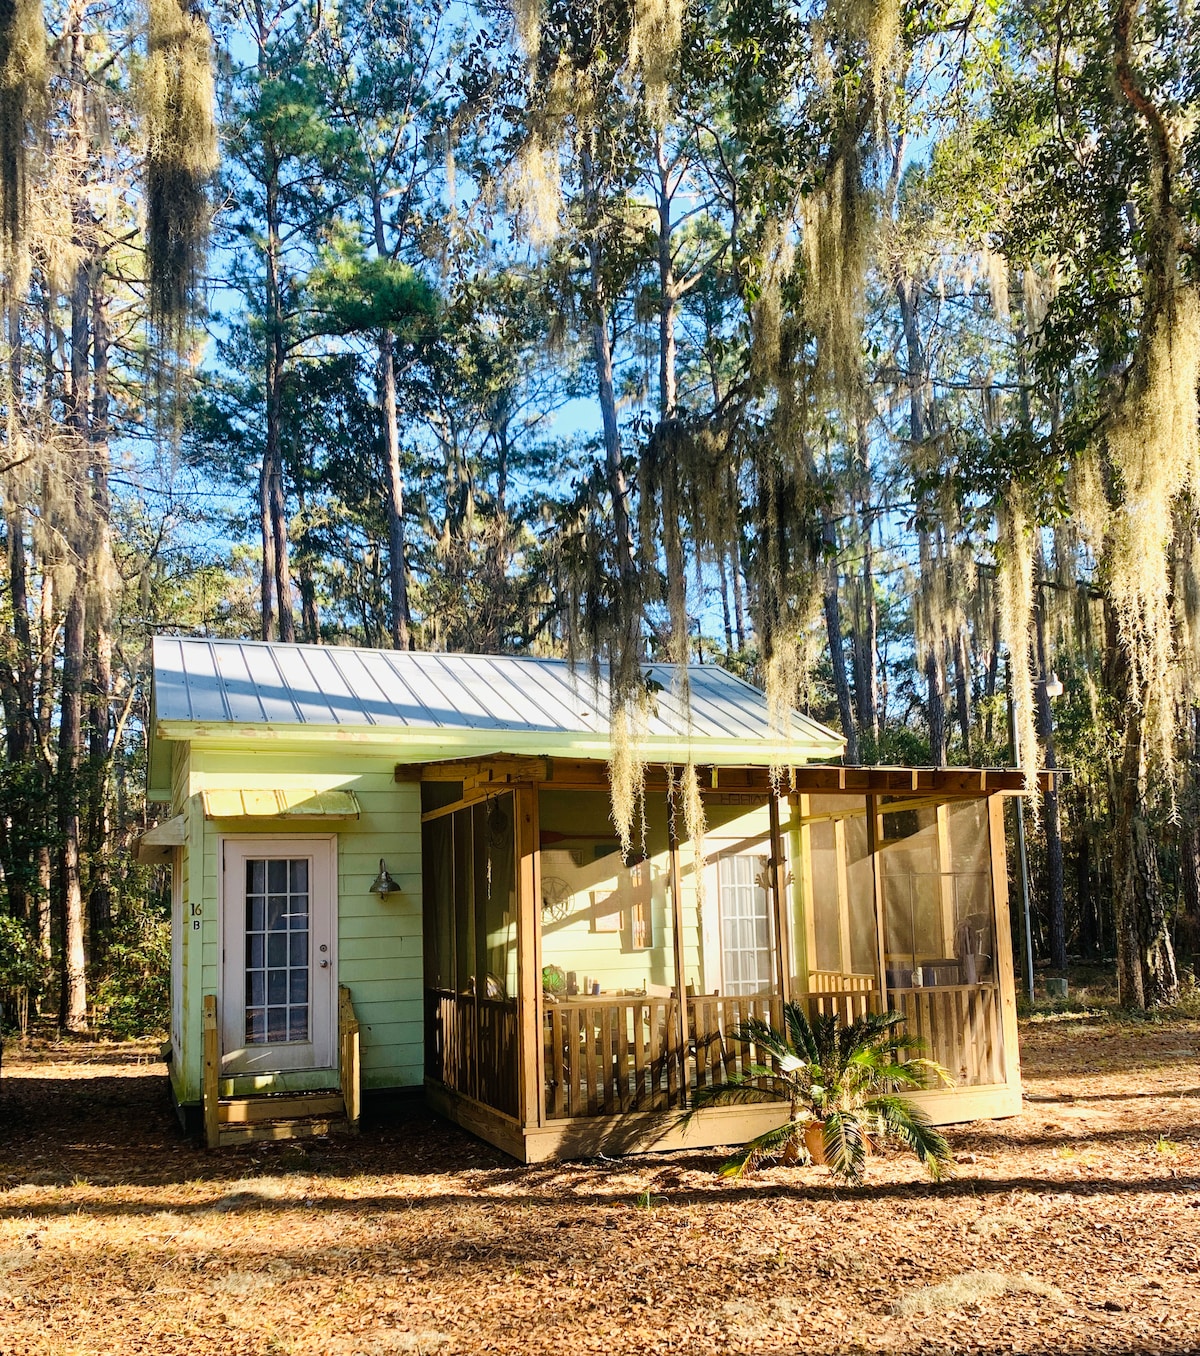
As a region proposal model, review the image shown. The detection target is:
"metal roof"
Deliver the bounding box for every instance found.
[150,636,844,758]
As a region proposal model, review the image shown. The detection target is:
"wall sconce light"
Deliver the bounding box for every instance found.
[369,859,400,899]
[1044,671,1064,700]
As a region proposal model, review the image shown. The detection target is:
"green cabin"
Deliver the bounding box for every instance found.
[144,636,1027,1160]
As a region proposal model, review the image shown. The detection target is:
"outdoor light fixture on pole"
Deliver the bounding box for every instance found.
[1012,734,1035,1007]
[1010,667,1064,1006]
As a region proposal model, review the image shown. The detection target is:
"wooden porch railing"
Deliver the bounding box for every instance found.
[531,977,1006,1124]
[202,993,219,1149]
[807,970,877,994]
[427,988,520,1118]
[890,983,1004,1086]
[797,973,1004,1086]
[542,992,784,1120]
[689,994,783,1092]
[200,987,362,1148]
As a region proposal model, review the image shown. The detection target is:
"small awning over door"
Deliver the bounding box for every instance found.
[200,789,362,821]
[134,813,187,864]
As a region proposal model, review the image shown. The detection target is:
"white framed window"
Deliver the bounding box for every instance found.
[718,853,775,996]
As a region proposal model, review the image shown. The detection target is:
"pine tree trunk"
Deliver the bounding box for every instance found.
[59,15,90,1032]
[579,146,637,646]
[1178,821,1200,969]
[718,550,735,654]
[292,476,320,643]
[379,331,411,649]
[58,584,88,1032]
[954,627,972,760]
[36,842,51,971]
[1076,831,1096,958]
[925,649,947,766]
[87,284,113,963]
[259,457,274,639]
[850,466,879,754]
[587,257,638,671]
[726,465,747,650]
[984,608,1000,745]
[1108,604,1178,1007]
[896,276,946,766]
[263,161,294,642]
[4,504,37,928]
[1033,566,1065,970]
[656,133,677,421]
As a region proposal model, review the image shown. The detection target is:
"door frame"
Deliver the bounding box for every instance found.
[217,832,339,1076]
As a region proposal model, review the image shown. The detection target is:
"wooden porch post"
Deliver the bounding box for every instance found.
[833,815,853,975]
[666,777,691,1110]
[515,783,544,1132]
[768,793,792,1007]
[866,795,890,1012]
[796,793,817,987]
[202,993,219,1149]
[935,802,957,958]
[988,793,1021,1088]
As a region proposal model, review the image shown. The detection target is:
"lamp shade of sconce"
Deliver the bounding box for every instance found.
[1044,671,1064,700]
[369,859,400,899]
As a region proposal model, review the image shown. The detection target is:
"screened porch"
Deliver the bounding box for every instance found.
[412,759,1027,1163]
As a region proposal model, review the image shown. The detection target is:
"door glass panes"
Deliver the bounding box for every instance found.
[718,855,774,996]
[245,858,309,1044]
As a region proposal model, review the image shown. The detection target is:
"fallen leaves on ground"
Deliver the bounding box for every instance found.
[0,1019,1198,1354]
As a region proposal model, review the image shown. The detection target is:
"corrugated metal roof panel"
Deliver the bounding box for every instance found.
[151,637,844,757]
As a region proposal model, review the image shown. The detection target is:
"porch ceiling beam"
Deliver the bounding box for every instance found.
[396,756,554,785]
[397,756,1062,796]
[786,767,1062,795]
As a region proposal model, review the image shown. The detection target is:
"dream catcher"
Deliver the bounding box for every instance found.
[541,876,571,923]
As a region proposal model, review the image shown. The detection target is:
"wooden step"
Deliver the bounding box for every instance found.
[218,1113,353,1146]
[218,1090,345,1125]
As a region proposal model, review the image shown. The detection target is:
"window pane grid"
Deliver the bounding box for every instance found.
[719,855,774,996]
[245,857,310,1045]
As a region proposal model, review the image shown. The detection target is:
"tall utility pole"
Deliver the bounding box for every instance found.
[1008,666,1036,1005]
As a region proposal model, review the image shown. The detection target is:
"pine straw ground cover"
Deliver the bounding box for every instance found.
[1,1019,1199,1355]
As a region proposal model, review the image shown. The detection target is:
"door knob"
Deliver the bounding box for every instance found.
[319,959,330,968]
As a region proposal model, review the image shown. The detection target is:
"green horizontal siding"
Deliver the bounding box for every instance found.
[172,745,424,1104]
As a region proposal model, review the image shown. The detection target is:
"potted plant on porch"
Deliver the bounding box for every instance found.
[687,1004,954,1182]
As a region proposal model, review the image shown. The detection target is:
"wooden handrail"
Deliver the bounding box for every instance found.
[202,994,219,1149]
[339,985,361,1132]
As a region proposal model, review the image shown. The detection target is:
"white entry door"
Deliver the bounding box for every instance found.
[220,836,337,1075]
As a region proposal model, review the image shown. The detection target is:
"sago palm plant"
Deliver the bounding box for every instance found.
[689,1003,954,1182]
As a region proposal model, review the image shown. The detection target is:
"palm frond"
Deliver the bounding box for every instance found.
[719,1119,809,1178]
[821,1110,867,1182]
[689,1079,787,1113]
[743,1062,791,1082]
[783,1001,819,1061]
[899,1056,955,1089]
[730,1017,791,1063]
[865,1094,954,1180]
[812,1011,840,1076]
[848,1053,925,1088]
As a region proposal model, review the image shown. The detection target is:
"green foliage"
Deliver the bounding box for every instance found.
[688,1004,954,1183]
[94,896,170,1039]
[0,914,43,996]
[306,237,439,337]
